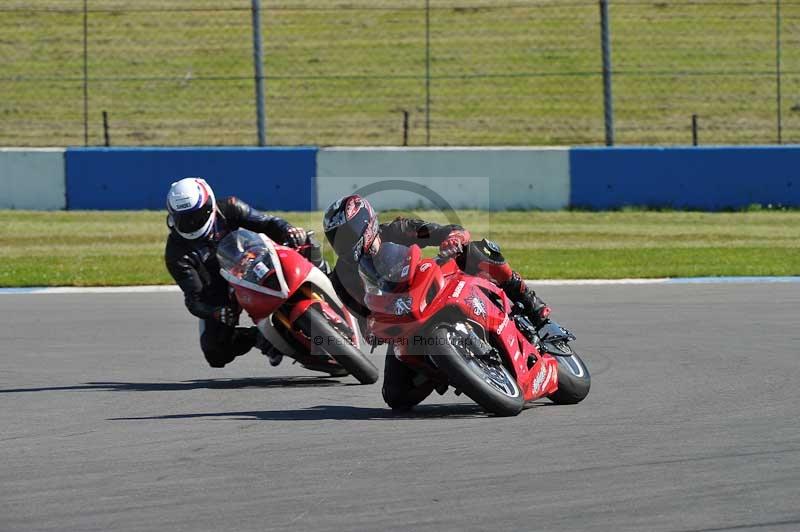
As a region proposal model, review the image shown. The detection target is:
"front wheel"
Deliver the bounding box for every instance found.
[302,306,379,385]
[430,324,524,417]
[547,344,591,404]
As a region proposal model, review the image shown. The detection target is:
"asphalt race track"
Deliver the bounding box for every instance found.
[1,283,799,532]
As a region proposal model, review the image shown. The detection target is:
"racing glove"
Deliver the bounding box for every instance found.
[285,226,307,248]
[439,229,471,259]
[213,306,239,327]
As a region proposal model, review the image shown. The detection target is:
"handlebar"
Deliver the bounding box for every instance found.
[435,253,451,266]
[280,230,314,249]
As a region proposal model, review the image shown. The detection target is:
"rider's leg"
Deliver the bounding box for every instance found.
[457,240,551,327]
[382,346,434,411]
[199,319,257,368]
[498,271,551,327]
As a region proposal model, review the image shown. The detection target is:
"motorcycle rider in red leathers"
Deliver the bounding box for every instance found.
[164,177,330,370]
[322,194,551,410]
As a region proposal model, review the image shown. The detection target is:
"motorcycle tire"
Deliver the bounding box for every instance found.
[303,306,379,385]
[547,344,591,405]
[430,324,524,417]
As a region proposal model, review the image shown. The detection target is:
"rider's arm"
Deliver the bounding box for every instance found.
[380,217,465,247]
[220,197,295,244]
[165,252,218,320]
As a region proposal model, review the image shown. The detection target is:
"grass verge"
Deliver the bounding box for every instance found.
[0,210,798,287]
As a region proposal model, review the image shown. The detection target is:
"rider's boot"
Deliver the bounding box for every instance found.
[254,327,284,367]
[499,271,551,328]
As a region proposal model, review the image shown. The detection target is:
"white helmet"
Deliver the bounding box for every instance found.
[166,178,217,240]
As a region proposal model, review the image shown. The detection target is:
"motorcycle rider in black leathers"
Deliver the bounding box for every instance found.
[164,177,328,369]
[322,195,551,410]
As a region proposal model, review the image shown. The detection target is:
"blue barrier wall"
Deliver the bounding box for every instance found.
[65,147,317,211]
[3,145,794,211]
[570,146,800,210]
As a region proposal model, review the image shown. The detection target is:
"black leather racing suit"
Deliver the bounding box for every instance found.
[165,196,309,368]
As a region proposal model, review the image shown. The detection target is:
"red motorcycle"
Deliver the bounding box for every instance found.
[216,229,378,384]
[363,243,590,416]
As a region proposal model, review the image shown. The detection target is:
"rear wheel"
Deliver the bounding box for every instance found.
[430,324,523,417]
[546,342,591,404]
[302,306,379,385]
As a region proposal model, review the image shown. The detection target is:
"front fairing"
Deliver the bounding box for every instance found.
[217,229,291,320]
[362,243,423,328]
[359,242,419,296]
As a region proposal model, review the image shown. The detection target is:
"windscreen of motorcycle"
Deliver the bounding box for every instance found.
[358,242,414,295]
[216,229,276,285]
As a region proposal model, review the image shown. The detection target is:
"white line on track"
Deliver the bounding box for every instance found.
[2,277,799,295]
[0,285,181,295]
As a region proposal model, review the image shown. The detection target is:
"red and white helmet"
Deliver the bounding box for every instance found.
[166,178,217,240]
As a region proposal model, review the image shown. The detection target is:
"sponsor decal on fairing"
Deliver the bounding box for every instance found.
[450,280,466,299]
[496,314,509,334]
[532,363,549,394]
[545,364,555,389]
[465,289,487,317]
[253,261,270,280]
[393,296,413,316]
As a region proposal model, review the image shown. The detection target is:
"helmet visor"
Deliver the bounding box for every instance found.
[174,202,213,234]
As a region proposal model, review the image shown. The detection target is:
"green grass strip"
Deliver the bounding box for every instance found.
[0,210,798,287]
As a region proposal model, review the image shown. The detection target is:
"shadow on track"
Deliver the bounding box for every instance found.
[0,376,345,394]
[110,403,498,421]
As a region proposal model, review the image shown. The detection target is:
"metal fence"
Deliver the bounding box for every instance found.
[1,0,798,147]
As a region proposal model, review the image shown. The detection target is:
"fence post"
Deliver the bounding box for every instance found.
[103,110,110,146]
[403,110,409,146]
[251,0,267,146]
[425,0,431,146]
[83,0,89,146]
[776,0,783,144]
[599,0,614,146]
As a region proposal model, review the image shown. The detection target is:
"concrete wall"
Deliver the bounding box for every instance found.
[64,147,317,211]
[317,147,571,211]
[0,148,66,210]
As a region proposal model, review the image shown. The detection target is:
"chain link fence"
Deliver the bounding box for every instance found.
[1,0,798,147]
